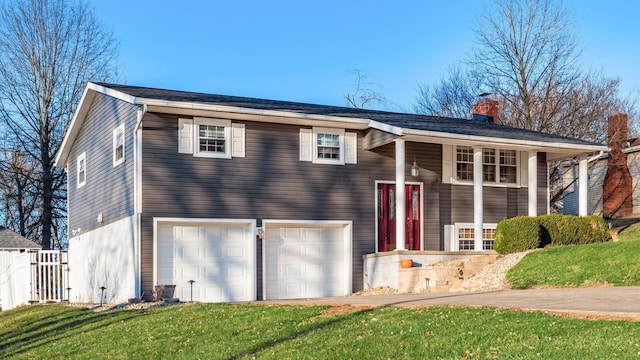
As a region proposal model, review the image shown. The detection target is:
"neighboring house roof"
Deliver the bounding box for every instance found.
[55,82,608,166]
[0,226,41,250]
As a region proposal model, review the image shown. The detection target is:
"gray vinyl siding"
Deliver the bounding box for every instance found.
[67,93,138,233]
[138,112,550,296]
[139,113,441,296]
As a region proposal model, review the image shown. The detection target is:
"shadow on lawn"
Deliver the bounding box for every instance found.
[225,307,376,360]
[0,305,149,358]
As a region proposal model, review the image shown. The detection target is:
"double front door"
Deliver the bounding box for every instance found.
[377,183,421,252]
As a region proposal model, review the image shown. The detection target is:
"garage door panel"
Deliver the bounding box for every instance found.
[264,223,350,300]
[157,222,254,303]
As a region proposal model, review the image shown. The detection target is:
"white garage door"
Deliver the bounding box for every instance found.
[264,222,351,300]
[156,220,255,302]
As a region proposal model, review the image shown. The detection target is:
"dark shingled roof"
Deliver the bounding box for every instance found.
[96,82,603,147]
[0,226,41,250]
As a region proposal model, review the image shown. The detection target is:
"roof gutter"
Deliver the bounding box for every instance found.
[401,128,607,153]
[135,98,372,127]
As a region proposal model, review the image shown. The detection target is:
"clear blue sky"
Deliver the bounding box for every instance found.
[93,0,640,112]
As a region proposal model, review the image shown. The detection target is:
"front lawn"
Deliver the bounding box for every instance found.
[2,304,639,359]
[507,224,640,289]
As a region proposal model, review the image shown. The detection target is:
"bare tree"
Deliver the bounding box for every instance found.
[413,66,487,119]
[344,69,390,110]
[414,0,638,212]
[0,0,119,249]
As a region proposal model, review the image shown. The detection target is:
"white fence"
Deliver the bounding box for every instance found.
[0,251,31,311]
[30,250,69,303]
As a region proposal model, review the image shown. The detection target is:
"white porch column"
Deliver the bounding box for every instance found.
[473,146,483,251]
[395,139,406,251]
[578,156,588,216]
[528,151,538,216]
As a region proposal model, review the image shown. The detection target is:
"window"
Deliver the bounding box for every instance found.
[454,223,497,251]
[458,227,475,250]
[77,152,86,188]
[456,146,518,184]
[317,133,340,160]
[299,127,356,165]
[483,228,496,250]
[499,150,517,183]
[483,149,496,181]
[456,146,474,180]
[194,118,232,158]
[113,124,125,166]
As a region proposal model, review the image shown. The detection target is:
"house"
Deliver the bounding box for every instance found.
[0,226,40,310]
[54,82,606,303]
[563,113,639,218]
[0,226,41,252]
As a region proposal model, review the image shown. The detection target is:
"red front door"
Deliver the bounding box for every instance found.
[377,183,421,252]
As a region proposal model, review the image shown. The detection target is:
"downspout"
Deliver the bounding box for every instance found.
[134,104,147,298]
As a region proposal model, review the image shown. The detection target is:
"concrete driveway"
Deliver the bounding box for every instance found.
[262,287,640,319]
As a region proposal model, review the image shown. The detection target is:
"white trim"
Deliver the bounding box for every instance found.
[134,108,144,215]
[528,151,538,216]
[193,117,232,159]
[231,123,246,158]
[152,217,257,301]
[395,139,406,251]
[344,131,357,164]
[402,128,607,153]
[112,124,125,167]
[442,144,453,184]
[473,146,483,251]
[139,97,371,127]
[313,127,345,165]
[299,128,313,161]
[547,161,551,215]
[178,118,194,154]
[261,219,353,300]
[76,152,86,188]
[578,157,589,216]
[374,180,424,253]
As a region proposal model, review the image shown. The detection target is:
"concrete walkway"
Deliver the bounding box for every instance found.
[262,287,640,318]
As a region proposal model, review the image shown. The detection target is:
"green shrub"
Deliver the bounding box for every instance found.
[495,214,611,254]
[494,216,541,254]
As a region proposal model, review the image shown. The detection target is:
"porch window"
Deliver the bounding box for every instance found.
[456,146,518,184]
[456,146,474,180]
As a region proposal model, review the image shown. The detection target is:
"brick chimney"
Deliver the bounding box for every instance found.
[603,113,633,218]
[472,99,499,124]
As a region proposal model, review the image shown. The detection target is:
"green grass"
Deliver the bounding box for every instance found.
[507,224,640,289]
[1,304,640,359]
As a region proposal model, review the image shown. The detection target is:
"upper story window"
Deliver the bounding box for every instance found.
[113,124,125,167]
[316,130,342,162]
[190,118,231,159]
[456,146,518,184]
[299,127,357,165]
[178,117,245,158]
[77,152,86,188]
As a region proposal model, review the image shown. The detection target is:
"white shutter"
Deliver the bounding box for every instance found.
[299,128,312,161]
[442,144,453,183]
[520,151,528,187]
[231,123,245,158]
[178,118,193,154]
[344,132,357,164]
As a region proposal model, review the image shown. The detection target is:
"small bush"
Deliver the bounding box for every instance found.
[494,216,541,254]
[495,214,611,254]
